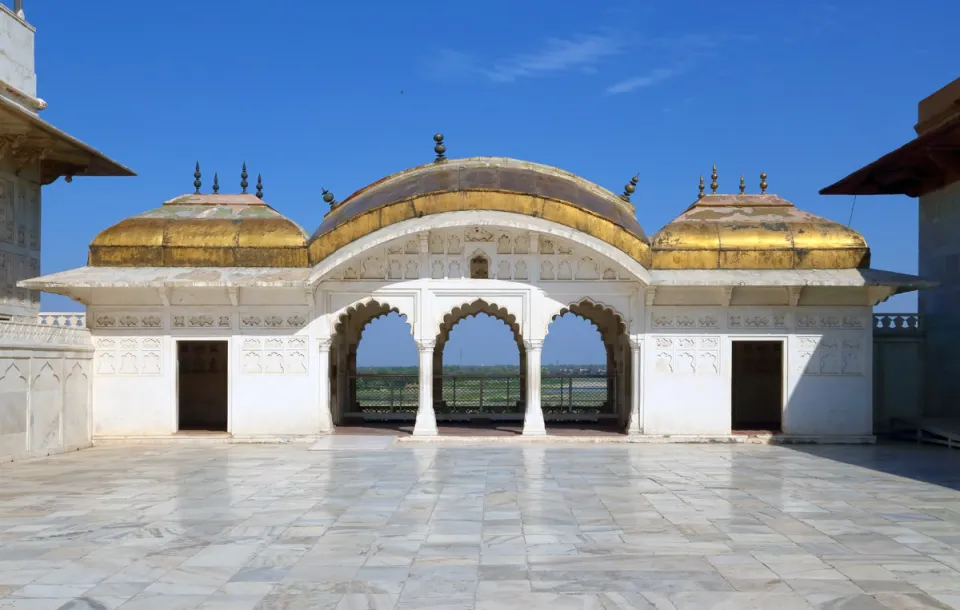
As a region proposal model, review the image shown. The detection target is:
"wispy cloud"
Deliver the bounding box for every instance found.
[426,34,622,84]
[606,32,753,95]
[605,66,686,95]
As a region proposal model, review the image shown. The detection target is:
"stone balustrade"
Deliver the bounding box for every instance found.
[37,313,86,328]
[873,313,923,334]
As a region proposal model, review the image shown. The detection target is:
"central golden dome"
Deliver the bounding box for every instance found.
[307,157,651,266]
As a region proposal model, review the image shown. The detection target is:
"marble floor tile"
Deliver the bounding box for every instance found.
[0,442,958,608]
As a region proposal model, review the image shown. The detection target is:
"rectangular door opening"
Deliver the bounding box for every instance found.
[177,340,228,432]
[731,340,783,432]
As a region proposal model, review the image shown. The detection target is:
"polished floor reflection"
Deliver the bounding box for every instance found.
[1,442,959,609]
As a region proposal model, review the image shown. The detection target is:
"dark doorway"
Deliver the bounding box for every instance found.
[731,340,783,432]
[177,340,228,432]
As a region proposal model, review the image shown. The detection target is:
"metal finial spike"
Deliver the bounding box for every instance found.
[193,161,202,194]
[739,174,745,194]
[698,174,704,199]
[620,174,639,202]
[256,174,263,199]
[760,172,768,194]
[212,172,220,194]
[433,133,446,162]
[240,162,249,194]
[322,187,336,208]
[710,164,718,194]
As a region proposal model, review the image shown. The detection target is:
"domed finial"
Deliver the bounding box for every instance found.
[710,164,718,194]
[255,174,263,199]
[620,174,639,202]
[322,187,336,208]
[760,172,768,194]
[212,172,220,194]
[739,174,745,194]
[698,174,704,199]
[433,133,446,162]
[193,162,202,194]
[240,162,249,194]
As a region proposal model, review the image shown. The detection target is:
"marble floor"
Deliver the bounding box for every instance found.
[1,441,960,609]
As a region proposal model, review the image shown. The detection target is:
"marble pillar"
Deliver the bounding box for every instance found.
[627,339,642,435]
[318,339,333,433]
[414,341,437,436]
[523,340,546,436]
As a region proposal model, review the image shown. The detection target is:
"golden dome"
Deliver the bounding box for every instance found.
[650,194,869,270]
[89,194,309,267]
[307,157,651,266]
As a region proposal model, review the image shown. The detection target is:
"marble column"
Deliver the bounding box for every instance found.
[318,339,333,433]
[627,339,642,435]
[414,340,438,436]
[335,336,349,425]
[523,340,546,436]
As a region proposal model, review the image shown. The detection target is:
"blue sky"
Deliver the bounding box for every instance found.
[31,0,958,366]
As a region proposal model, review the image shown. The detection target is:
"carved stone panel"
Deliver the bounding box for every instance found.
[241,336,308,375]
[95,337,162,376]
[652,336,720,376]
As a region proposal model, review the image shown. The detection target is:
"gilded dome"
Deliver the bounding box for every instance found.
[308,157,651,266]
[89,194,309,267]
[650,193,869,270]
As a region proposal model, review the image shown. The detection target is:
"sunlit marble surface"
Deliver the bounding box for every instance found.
[1,442,960,609]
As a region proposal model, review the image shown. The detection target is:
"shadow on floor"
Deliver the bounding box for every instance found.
[784,439,960,492]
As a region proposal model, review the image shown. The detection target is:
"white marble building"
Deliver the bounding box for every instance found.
[0,2,132,462]
[21,153,930,443]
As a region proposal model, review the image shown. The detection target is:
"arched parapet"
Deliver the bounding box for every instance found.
[308,211,651,285]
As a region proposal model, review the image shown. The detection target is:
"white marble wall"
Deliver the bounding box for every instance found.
[0,343,93,463]
[0,170,42,317]
[0,5,36,101]
[643,306,873,437]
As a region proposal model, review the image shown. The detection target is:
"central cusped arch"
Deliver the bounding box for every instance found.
[432,298,527,421]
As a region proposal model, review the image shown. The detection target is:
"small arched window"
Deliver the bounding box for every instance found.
[470,255,489,279]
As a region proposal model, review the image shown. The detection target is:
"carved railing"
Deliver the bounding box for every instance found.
[352,374,420,415]
[542,374,616,416]
[440,375,524,415]
[37,313,87,328]
[873,314,923,335]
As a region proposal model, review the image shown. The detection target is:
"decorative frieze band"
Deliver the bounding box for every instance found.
[239,312,307,329]
[92,313,164,329]
[650,310,866,331]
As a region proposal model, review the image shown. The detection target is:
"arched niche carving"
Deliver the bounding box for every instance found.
[469,250,490,279]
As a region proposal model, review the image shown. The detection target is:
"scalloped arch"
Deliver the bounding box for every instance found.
[434,298,523,347]
[333,298,414,343]
[548,298,627,347]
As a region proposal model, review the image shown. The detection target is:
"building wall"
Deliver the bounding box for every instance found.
[0,321,93,463]
[85,288,873,439]
[0,4,36,101]
[642,306,873,436]
[0,168,42,318]
[918,179,960,418]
